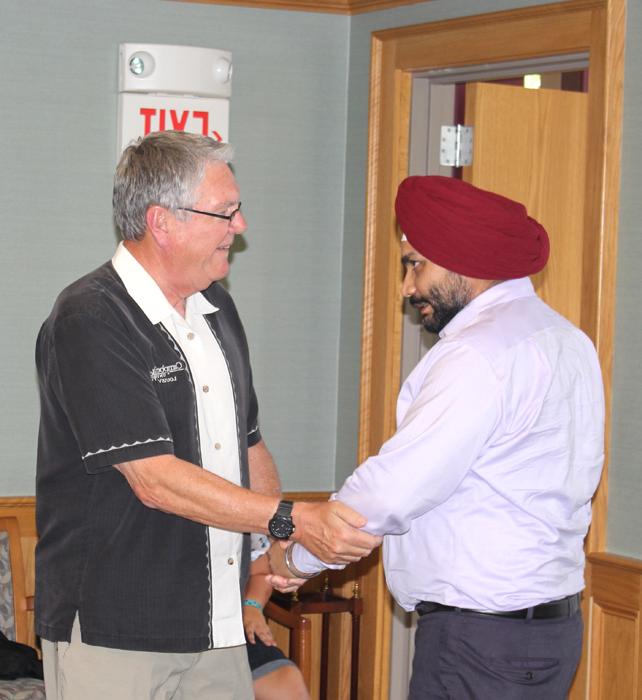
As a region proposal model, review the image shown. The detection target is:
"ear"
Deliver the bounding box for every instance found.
[145,205,172,247]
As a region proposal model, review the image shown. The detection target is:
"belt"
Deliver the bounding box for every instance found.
[415,593,580,620]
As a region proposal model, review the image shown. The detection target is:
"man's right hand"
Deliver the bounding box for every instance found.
[290,501,382,564]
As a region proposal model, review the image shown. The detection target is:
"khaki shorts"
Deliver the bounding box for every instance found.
[42,614,253,700]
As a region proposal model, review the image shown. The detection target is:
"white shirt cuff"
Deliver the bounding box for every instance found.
[291,543,345,575]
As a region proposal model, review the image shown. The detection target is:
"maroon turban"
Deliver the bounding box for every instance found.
[395,176,549,280]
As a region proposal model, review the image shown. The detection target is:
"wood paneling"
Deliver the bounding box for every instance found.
[361,1,625,697]
[173,0,432,16]
[0,496,37,537]
[588,552,642,699]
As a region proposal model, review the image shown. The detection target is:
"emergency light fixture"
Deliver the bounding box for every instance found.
[119,43,232,98]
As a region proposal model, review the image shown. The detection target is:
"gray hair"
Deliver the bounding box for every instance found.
[113,130,235,241]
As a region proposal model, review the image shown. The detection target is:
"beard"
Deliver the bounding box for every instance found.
[410,273,473,334]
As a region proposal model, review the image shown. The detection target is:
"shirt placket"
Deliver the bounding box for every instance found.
[172,311,244,647]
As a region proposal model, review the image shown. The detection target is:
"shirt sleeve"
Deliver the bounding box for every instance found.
[246,379,262,448]
[250,533,270,561]
[47,311,175,473]
[291,342,502,575]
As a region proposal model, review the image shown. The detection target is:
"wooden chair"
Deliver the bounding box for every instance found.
[264,598,312,687]
[0,517,33,645]
[268,588,363,700]
[0,516,44,700]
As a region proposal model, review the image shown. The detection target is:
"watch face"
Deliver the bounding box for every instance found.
[269,515,294,540]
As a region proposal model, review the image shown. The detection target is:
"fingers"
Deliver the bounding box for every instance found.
[256,624,276,646]
[265,574,306,593]
[331,500,368,529]
[330,527,382,558]
[243,614,257,644]
[244,607,276,646]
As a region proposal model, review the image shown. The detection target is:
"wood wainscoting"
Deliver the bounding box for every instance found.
[587,552,642,699]
[7,495,642,696]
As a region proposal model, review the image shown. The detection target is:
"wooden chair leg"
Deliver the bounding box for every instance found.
[264,600,312,690]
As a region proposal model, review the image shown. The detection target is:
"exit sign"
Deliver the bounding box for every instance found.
[117,93,229,154]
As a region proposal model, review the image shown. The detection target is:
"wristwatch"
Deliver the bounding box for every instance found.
[268,499,295,540]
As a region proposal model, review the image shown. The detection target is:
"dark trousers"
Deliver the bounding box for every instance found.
[408,609,583,699]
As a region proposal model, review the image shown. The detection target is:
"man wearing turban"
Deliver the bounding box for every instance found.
[270,176,605,699]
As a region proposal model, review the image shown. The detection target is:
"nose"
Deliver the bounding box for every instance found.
[231,209,247,235]
[401,268,415,298]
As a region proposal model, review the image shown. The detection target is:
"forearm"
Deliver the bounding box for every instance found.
[244,575,273,607]
[115,453,279,533]
[290,350,502,573]
[248,440,281,497]
[245,552,273,606]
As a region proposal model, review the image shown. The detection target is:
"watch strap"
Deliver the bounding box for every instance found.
[276,499,294,516]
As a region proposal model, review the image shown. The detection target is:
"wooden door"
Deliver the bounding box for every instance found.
[357,3,624,698]
[463,81,588,325]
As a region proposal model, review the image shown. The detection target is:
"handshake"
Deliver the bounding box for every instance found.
[263,499,382,593]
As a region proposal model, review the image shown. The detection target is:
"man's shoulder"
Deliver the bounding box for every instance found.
[47,262,127,322]
[456,295,560,351]
[39,262,136,343]
[450,294,596,380]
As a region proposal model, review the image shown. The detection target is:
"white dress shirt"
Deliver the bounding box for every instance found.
[112,243,245,646]
[294,278,605,612]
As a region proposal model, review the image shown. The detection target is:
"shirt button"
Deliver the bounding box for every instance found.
[214,442,221,450]
[202,385,209,393]
[187,332,195,340]
[227,557,234,565]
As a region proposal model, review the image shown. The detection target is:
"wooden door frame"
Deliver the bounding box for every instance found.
[356,1,625,697]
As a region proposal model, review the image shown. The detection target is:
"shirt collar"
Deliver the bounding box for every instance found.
[439,277,536,339]
[111,242,218,325]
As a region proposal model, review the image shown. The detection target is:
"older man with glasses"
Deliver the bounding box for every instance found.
[35,130,380,700]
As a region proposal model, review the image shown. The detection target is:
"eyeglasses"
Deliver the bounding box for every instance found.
[177,203,242,223]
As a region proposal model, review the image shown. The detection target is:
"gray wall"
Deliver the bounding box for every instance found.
[0,0,349,493]
[2,0,641,560]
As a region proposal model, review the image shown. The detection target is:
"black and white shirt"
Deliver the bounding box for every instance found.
[35,244,261,653]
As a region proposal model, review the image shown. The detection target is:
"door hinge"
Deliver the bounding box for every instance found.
[440,125,473,167]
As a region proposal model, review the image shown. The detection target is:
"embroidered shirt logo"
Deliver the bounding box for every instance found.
[150,361,185,383]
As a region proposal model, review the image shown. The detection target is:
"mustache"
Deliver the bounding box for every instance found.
[409,295,430,308]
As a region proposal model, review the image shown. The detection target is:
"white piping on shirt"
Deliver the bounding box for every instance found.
[82,436,173,460]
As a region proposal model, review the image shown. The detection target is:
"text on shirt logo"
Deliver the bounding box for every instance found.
[150,362,185,383]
